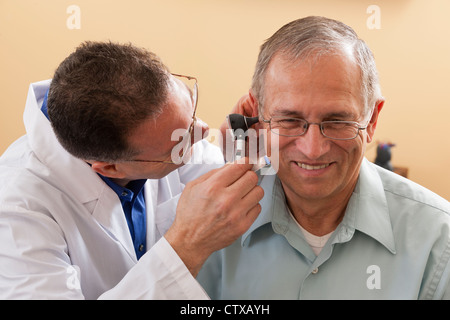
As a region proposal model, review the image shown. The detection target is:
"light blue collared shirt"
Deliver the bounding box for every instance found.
[197,159,450,299]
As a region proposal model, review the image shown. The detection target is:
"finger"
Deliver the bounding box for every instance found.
[246,203,262,221]
[238,203,262,234]
[227,170,259,196]
[211,159,254,187]
[240,185,264,212]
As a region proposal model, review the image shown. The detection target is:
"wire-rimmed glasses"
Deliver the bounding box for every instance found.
[126,73,198,164]
[261,108,374,141]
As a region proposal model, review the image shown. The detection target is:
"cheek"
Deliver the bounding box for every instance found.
[335,137,361,156]
[265,131,289,156]
[143,164,181,180]
[264,131,288,167]
[173,115,191,133]
[336,136,366,172]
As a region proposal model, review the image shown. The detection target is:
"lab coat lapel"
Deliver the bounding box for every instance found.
[145,173,183,248]
[145,179,159,248]
[154,174,183,241]
[91,185,137,262]
[26,81,137,261]
[25,80,104,204]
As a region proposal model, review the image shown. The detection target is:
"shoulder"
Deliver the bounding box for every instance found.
[0,136,39,201]
[367,161,450,261]
[373,162,449,216]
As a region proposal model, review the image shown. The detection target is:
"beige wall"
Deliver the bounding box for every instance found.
[1,0,449,200]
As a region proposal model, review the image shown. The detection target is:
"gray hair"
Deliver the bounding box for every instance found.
[251,16,382,118]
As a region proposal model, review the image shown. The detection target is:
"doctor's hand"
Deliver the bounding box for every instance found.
[164,160,264,277]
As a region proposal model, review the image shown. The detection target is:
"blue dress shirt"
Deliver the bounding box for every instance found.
[99,176,147,260]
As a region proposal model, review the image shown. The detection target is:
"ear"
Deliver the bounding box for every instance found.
[366,99,385,143]
[248,89,265,133]
[90,161,127,179]
[248,89,259,117]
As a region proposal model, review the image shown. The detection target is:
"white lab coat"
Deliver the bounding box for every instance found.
[0,80,224,299]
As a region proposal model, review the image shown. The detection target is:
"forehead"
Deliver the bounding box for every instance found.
[264,53,364,118]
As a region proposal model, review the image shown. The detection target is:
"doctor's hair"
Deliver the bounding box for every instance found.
[251,16,382,117]
[47,41,171,162]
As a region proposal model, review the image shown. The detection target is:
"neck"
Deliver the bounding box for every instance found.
[85,160,132,188]
[109,177,132,188]
[282,182,356,237]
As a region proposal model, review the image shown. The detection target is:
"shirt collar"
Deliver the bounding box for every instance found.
[241,173,279,246]
[339,158,396,254]
[99,175,146,202]
[242,159,396,254]
[41,89,49,119]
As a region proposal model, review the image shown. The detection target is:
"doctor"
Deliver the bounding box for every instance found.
[0,41,263,299]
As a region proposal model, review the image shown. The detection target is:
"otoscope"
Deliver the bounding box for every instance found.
[226,114,260,161]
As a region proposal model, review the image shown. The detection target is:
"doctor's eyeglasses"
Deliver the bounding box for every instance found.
[125,73,198,164]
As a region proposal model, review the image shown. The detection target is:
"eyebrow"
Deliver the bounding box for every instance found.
[271,109,304,117]
[271,109,358,120]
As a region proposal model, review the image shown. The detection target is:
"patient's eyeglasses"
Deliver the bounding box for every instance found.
[125,73,198,164]
[261,107,375,141]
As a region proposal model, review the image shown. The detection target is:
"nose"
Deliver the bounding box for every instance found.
[295,123,330,159]
[192,117,209,145]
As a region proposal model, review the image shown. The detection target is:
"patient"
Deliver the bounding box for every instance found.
[197,16,450,299]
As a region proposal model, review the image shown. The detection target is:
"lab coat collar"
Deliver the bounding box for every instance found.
[242,158,396,255]
[24,80,109,204]
[24,80,137,261]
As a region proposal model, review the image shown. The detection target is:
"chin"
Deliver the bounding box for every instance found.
[295,185,336,201]
[278,170,339,201]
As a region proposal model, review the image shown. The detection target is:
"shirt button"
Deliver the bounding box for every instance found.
[139,244,144,252]
[311,267,319,274]
[121,191,128,197]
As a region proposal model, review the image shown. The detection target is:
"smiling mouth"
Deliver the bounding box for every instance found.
[296,162,331,170]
